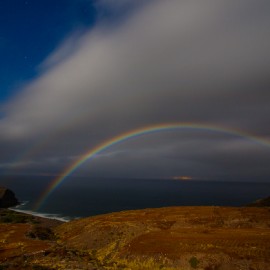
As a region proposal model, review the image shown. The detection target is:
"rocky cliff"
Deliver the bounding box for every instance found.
[0,187,18,208]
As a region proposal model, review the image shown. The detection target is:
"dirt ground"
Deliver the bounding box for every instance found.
[0,206,270,269]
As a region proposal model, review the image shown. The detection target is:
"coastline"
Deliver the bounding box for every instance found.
[1,204,269,269]
[9,207,70,223]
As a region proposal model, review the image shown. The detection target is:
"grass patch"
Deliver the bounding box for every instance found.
[0,210,34,224]
[189,256,199,268]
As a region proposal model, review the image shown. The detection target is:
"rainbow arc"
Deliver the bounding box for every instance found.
[33,122,270,210]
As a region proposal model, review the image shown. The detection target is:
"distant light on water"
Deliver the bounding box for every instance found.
[173,176,193,181]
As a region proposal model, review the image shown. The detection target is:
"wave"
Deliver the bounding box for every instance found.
[14,200,29,207]
[9,207,71,222]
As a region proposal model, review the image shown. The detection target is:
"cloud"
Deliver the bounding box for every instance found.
[1,0,270,179]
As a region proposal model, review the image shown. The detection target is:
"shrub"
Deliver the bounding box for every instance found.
[26,226,55,240]
[0,210,34,223]
[189,256,199,268]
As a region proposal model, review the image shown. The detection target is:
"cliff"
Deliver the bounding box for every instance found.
[0,187,18,208]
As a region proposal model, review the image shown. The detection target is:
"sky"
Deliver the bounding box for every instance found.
[1,0,270,182]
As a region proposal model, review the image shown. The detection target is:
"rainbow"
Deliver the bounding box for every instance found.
[34,122,270,210]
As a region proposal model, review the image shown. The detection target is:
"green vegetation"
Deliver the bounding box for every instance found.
[189,256,199,268]
[0,210,34,224]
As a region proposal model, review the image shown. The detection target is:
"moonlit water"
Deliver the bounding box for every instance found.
[1,176,270,220]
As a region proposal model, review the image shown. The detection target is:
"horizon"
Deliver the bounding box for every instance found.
[4,176,270,219]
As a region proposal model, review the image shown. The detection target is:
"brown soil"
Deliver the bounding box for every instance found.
[0,206,270,269]
[0,223,51,259]
[56,206,270,269]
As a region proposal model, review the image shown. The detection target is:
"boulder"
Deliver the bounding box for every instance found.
[0,187,19,208]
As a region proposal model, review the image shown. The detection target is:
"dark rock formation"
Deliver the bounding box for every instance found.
[0,187,18,208]
[247,196,270,207]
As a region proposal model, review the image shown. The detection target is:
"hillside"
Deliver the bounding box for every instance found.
[0,206,269,269]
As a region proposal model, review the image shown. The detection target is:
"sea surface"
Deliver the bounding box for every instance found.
[1,176,270,221]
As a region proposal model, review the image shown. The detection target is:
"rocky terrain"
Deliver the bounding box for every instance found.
[0,205,270,270]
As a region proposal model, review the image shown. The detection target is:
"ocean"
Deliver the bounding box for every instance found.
[1,176,270,221]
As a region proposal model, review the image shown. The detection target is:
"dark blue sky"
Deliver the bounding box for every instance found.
[0,0,97,101]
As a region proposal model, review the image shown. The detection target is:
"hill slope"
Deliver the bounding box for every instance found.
[55,206,270,270]
[0,206,270,269]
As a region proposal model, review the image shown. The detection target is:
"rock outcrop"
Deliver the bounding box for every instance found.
[0,187,18,208]
[247,196,270,207]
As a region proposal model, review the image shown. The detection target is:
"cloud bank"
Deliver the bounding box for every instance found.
[1,0,270,180]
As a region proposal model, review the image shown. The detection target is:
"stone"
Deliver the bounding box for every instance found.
[0,187,19,208]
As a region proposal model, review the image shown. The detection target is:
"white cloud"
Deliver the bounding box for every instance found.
[1,1,270,138]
